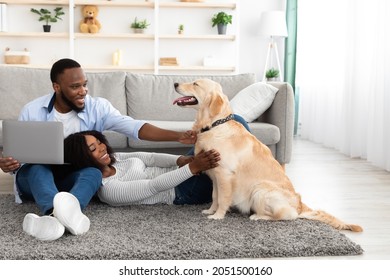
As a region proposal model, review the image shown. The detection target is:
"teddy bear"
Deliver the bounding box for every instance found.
[79,5,101,34]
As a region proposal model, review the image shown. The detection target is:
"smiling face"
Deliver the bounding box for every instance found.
[84,134,111,167]
[64,130,117,175]
[53,67,88,113]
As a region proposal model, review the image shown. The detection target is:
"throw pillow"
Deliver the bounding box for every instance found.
[230,82,278,122]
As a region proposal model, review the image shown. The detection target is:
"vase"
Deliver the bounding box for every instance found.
[43,25,51,32]
[133,28,144,34]
[217,23,227,35]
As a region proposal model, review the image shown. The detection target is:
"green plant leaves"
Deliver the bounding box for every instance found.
[30,7,64,25]
[211,11,233,27]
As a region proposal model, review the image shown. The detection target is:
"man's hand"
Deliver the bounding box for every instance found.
[0,156,20,173]
[179,130,197,145]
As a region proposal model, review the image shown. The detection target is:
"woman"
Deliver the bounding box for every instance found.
[64,130,220,206]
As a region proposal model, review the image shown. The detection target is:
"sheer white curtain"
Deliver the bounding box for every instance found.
[296,0,390,171]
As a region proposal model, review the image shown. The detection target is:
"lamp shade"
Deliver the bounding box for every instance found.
[259,11,288,37]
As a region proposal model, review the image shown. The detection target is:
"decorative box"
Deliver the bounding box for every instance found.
[4,48,30,64]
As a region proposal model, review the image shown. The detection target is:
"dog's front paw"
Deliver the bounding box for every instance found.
[249,214,261,220]
[207,213,225,220]
[202,209,215,215]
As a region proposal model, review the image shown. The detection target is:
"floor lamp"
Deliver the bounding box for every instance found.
[259,11,288,82]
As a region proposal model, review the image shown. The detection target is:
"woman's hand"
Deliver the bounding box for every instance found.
[177,155,194,167]
[188,149,220,175]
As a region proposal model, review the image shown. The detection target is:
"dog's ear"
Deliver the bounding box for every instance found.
[209,93,224,117]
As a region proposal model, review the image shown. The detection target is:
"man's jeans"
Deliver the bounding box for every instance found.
[16,164,102,215]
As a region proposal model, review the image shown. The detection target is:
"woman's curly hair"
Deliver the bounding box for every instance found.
[64,130,116,170]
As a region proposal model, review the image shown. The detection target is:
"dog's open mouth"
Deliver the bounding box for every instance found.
[173,96,198,106]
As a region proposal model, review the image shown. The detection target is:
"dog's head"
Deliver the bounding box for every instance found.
[173,79,231,118]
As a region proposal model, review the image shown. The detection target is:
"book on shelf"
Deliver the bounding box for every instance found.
[159,57,179,66]
[0,3,7,32]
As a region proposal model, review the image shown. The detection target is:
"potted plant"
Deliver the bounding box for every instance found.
[211,11,232,35]
[265,68,280,81]
[178,24,184,35]
[130,17,150,34]
[30,7,65,32]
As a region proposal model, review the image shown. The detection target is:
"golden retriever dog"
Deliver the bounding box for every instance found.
[173,79,362,232]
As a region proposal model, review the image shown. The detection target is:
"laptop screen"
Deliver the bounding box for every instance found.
[2,120,65,164]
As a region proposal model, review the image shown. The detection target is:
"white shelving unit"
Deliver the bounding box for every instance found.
[0,0,239,73]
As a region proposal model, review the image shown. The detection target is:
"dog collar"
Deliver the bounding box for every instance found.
[200,114,235,133]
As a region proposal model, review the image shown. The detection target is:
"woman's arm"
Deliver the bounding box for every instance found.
[98,165,193,206]
[116,152,179,168]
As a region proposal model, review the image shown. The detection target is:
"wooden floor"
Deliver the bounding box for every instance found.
[285,138,390,260]
[1,137,390,260]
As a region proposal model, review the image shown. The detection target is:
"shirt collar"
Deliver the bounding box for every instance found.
[47,92,56,113]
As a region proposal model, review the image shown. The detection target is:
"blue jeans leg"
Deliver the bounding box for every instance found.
[17,164,102,214]
[233,114,251,132]
[55,167,102,210]
[186,113,251,155]
[16,164,58,215]
[173,173,213,205]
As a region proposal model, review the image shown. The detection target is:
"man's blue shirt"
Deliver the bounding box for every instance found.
[18,93,146,139]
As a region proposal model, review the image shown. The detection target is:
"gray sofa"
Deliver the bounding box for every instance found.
[0,66,294,164]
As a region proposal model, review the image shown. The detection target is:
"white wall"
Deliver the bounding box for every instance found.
[239,0,286,80]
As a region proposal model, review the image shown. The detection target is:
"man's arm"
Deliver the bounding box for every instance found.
[138,123,197,144]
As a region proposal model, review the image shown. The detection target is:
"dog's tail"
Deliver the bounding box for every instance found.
[299,203,363,232]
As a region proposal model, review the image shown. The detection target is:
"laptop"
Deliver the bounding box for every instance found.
[2,120,65,164]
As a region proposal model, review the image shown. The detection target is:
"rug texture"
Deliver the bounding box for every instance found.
[0,194,363,260]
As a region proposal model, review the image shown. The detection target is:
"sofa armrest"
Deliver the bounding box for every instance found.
[256,82,295,164]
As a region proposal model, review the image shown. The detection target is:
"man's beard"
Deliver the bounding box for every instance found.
[60,90,84,113]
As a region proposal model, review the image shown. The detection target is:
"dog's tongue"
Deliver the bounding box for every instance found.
[173,96,193,105]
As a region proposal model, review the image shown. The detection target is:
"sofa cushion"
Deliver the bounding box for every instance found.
[0,67,52,121]
[230,82,279,122]
[103,131,128,149]
[125,73,256,121]
[248,122,280,145]
[85,71,127,115]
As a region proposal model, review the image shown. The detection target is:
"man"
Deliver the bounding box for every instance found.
[0,58,196,241]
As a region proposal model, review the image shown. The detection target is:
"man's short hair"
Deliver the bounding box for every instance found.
[50,58,81,83]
